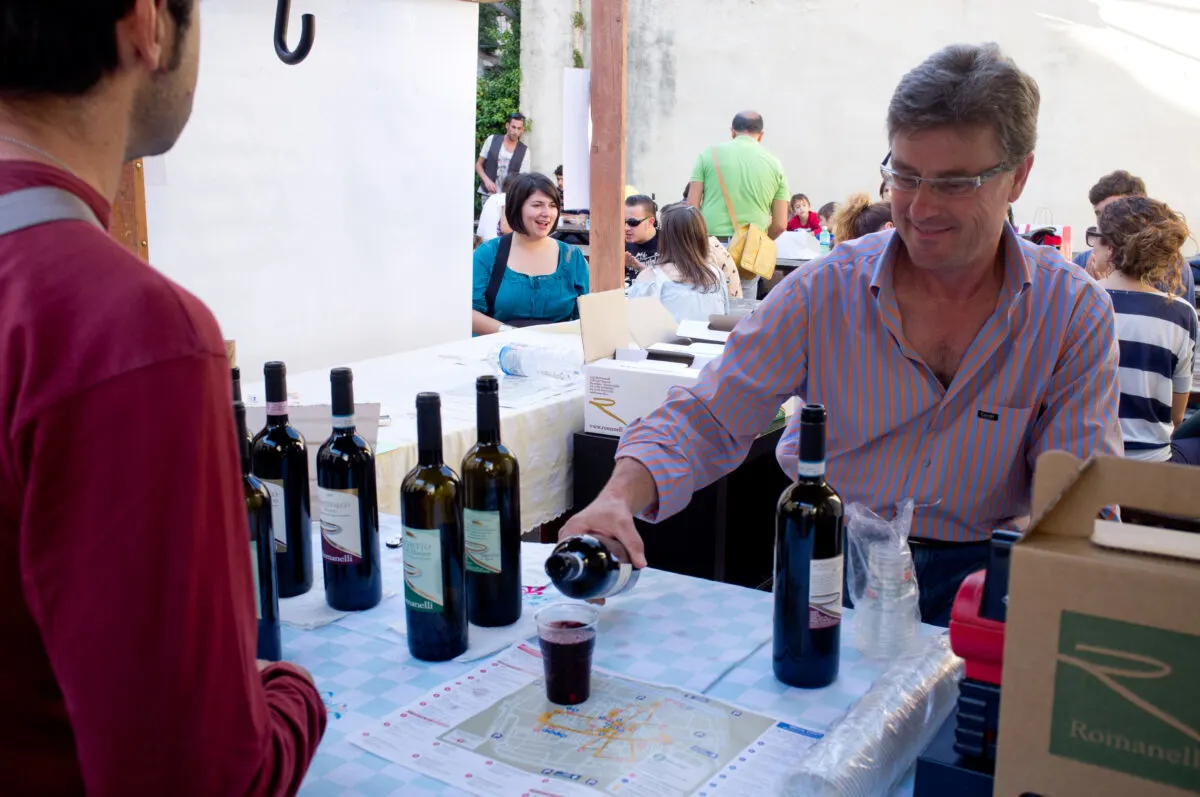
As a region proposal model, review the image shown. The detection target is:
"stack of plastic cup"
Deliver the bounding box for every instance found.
[854,544,919,659]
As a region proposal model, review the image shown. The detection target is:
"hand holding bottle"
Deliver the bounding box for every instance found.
[557,459,653,569]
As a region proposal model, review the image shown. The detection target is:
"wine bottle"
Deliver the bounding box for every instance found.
[400,393,468,661]
[317,368,383,611]
[237,400,282,661]
[773,404,844,688]
[250,361,313,598]
[462,376,522,627]
[231,367,251,449]
[546,534,640,600]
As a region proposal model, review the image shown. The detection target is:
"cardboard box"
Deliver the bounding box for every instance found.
[584,356,704,436]
[578,290,719,437]
[996,451,1200,797]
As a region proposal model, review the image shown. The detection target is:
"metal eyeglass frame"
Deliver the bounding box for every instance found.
[880,151,1013,197]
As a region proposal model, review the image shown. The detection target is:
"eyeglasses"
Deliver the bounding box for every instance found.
[1085,226,1108,248]
[625,217,650,228]
[880,151,1013,198]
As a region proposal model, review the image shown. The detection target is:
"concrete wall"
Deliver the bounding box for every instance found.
[146,0,478,375]
[522,0,1200,242]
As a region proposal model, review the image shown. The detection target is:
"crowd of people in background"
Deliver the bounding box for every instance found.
[470,68,1200,469]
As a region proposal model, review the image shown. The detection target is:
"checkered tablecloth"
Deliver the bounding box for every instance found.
[294,528,930,796]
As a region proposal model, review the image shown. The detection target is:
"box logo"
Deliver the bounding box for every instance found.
[1051,611,1200,791]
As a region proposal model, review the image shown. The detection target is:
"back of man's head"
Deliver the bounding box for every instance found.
[731,111,764,135]
[0,1,199,160]
[1,1,194,96]
[1088,170,1147,208]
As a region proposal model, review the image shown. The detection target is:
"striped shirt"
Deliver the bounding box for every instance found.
[616,225,1123,542]
[1107,290,1198,461]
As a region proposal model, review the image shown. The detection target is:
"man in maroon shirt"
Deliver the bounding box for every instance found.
[0,2,325,795]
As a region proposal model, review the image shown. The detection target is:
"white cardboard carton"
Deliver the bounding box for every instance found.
[578,290,723,437]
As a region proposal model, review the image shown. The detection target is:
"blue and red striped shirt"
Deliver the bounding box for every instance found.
[617,225,1123,542]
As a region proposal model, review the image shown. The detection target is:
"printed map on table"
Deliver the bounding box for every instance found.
[449,671,773,793]
[355,643,823,797]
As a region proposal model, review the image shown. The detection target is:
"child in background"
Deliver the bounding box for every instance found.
[786,193,822,234]
[818,202,837,241]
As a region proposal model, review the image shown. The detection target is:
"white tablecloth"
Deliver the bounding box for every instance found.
[244,324,585,531]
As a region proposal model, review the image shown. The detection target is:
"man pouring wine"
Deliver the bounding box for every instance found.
[560,43,1122,628]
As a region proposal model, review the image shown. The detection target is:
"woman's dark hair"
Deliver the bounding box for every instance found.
[504,173,561,237]
[832,192,893,243]
[656,203,720,293]
[1,0,195,97]
[1098,196,1189,296]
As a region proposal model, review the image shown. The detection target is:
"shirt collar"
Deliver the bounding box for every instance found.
[869,222,1034,300]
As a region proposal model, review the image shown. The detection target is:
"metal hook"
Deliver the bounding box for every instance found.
[274,0,315,65]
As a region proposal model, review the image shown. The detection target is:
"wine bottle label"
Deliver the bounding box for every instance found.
[464,509,502,574]
[403,526,444,613]
[609,562,635,596]
[261,479,288,552]
[318,487,362,564]
[250,542,262,621]
[796,460,825,478]
[332,414,355,429]
[266,400,288,416]
[809,556,843,630]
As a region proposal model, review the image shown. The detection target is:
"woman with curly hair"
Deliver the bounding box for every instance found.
[830,192,892,244]
[1090,196,1199,463]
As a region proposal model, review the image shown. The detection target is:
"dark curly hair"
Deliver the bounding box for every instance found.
[1097,196,1189,296]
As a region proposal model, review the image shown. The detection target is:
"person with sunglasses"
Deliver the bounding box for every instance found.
[557,43,1122,628]
[1075,171,1195,307]
[624,194,660,277]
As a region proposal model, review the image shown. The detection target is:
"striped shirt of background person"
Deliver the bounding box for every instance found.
[616,224,1123,543]
[1108,290,1198,461]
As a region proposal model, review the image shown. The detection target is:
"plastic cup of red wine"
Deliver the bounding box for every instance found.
[534,602,600,706]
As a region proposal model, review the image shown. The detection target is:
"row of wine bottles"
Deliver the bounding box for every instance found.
[231,361,645,665]
[233,363,382,661]
[400,381,523,662]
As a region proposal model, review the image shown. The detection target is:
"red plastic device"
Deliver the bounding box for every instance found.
[948,569,1005,686]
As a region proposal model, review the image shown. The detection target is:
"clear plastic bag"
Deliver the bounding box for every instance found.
[779,634,964,797]
[845,500,921,659]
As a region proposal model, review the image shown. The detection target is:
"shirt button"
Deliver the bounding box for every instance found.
[922,458,932,468]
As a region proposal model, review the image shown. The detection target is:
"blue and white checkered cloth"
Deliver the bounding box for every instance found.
[294,530,921,796]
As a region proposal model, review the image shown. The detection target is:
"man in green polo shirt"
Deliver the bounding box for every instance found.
[686,111,789,298]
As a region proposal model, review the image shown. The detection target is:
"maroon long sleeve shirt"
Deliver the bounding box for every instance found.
[0,162,326,795]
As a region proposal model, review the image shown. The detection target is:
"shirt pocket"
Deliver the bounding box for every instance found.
[936,405,1036,519]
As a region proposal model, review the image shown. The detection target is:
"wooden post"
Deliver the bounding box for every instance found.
[110,159,149,262]
[588,0,627,293]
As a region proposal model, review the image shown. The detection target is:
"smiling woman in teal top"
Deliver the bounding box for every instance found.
[472,173,590,334]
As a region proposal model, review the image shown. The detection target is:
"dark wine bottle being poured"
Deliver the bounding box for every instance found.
[546,534,640,600]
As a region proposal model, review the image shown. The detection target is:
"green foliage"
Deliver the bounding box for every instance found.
[476,2,524,200]
[572,49,584,69]
[572,11,586,30]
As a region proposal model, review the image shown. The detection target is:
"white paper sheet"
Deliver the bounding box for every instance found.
[562,67,592,211]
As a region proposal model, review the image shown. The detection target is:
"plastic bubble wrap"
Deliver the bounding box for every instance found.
[779,634,964,797]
